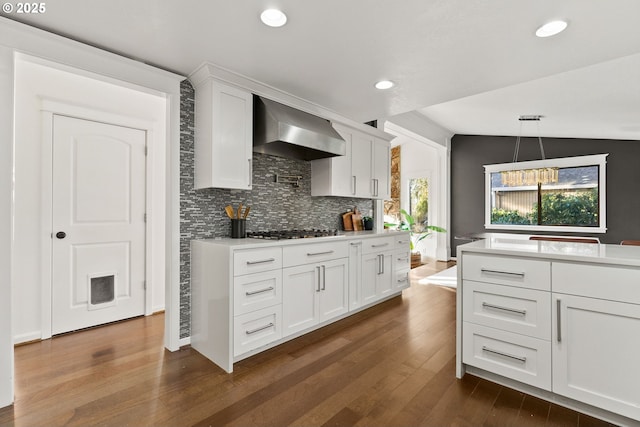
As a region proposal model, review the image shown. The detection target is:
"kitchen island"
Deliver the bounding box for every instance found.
[457,237,640,426]
[191,230,410,373]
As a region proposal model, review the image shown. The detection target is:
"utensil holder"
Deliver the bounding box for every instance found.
[230,219,246,238]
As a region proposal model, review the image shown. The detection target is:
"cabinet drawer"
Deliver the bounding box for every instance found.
[394,250,411,271]
[234,305,282,356]
[463,322,551,390]
[234,270,282,316]
[234,247,282,276]
[463,280,551,340]
[462,253,550,291]
[553,262,640,304]
[362,237,394,254]
[394,269,410,290]
[394,233,411,249]
[282,241,348,267]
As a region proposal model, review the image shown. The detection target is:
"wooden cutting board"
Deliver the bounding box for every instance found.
[342,212,354,231]
[352,209,363,231]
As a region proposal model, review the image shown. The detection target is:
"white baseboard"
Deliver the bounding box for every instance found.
[14,331,41,345]
[179,336,190,348]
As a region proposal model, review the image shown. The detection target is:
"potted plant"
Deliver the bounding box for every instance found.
[399,209,446,268]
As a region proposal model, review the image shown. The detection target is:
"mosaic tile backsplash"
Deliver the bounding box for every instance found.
[179,80,373,338]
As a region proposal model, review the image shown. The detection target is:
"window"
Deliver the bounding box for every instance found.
[484,154,608,233]
[409,177,429,229]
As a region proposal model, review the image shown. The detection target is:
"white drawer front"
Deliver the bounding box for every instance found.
[394,234,411,250]
[234,305,282,356]
[394,250,411,271]
[553,262,640,304]
[234,270,282,316]
[394,269,410,290]
[282,241,348,267]
[462,253,551,291]
[234,247,282,276]
[362,237,395,254]
[463,322,551,390]
[463,280,551,340]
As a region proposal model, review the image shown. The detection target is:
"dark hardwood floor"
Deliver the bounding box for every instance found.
[0,261,614,426]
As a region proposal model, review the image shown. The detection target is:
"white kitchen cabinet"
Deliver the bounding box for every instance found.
[361,243,394,305]
[310,122,393,199]
[552,294,640,421]
[192,77,253,190]
[282,257,348,336]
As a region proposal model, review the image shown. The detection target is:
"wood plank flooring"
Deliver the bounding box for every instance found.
[0,261,615,426]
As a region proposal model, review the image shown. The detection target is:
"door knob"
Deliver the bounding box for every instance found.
[55,231,66,239]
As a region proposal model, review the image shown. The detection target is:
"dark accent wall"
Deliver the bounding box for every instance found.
[451,134,640,257]
[179,80,373,338]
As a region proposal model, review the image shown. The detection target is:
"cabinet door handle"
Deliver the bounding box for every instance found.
[482,302,527,316]
[381,254,385,274]
[397,275,408,283]
[481,346,527,363]
[372,243,389,248]
[556,298,562,342]
[375,179,379,197]
[316,266,321,292]
[352,176,356,195]
[321,265,326,291]
[245,323,274,335]
[245,286,275,296]
[248,158,252,187]
[397,240,407,245]
[307,250,334,256]
[246,258,276,265]
[350,242,362,246]
[397,256,409,261]
[480,268,525,278]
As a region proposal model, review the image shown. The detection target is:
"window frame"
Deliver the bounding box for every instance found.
[483,154,608,233]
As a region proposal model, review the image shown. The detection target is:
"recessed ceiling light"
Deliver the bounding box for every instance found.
[375,80,394,90]
[260,9,287,27]
[535,20,568,37]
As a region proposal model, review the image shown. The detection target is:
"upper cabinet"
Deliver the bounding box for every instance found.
[191,76,253,190]
[311,123,392,199]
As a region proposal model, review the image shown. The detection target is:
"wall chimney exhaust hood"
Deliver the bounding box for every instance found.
[253,96,346,161]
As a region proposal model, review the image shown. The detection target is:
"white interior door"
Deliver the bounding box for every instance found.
[51,115,146,335]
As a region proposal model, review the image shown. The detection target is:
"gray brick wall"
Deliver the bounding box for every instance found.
[179,80,373,338]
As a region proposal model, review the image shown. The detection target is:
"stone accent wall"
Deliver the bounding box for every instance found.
[384,145,401,224]
[179,80,373,338]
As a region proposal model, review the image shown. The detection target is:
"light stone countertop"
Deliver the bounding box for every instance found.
[194,229,409,249]
[458,236,640,267]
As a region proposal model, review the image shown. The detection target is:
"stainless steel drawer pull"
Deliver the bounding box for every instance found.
[480,268,525,277]
[482,346,527,363]
[245,286,275,296]
[397,277,408,283]
[397,256,409,261]
[307,250,334,256]
[372,243,389,248]
[482,302,527,316]
[557,298,562,342]
[397,240,408,245]
[246,258,276,265]
[350,242,362,246]
[245,323,274,335]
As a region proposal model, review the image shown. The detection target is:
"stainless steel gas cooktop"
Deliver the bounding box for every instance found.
[246,229,339,240]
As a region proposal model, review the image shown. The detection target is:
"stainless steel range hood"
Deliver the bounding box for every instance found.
[253,96,346,161]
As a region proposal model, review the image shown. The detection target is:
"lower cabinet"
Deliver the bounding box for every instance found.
[553,293,640,421]
[282,258,348,336]
[362,251,393,305]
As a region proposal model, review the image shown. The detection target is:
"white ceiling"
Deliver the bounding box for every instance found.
[3,0,640,140]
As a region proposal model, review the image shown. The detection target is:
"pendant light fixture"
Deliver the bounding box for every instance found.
[501,115,559,187]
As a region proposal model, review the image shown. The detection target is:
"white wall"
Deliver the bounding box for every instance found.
[385,121,451,261]
[1,17,183,408]
[0,45,15,408]
[13,58,168,343]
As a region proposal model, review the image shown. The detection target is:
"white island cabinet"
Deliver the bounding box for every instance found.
[191,231,409,373]
[457,238,640,426]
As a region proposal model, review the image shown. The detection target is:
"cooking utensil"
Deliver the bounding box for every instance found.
[224,205,235,219]
[237,203,243,219]
[243,206,251,219]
